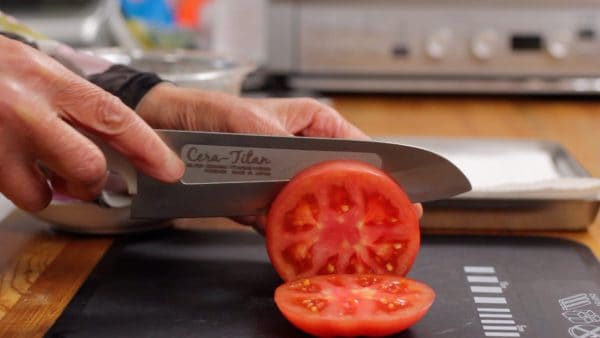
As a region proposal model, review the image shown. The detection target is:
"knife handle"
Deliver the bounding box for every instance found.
[98,141,138,195]
[83,132,137,208]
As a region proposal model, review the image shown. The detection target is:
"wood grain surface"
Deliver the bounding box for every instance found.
[0,95,599,337]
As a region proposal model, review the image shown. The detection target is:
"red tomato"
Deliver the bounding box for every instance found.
[275,274,435,337]
[266,160,419,282]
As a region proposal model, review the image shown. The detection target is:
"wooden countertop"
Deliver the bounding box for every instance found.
[1,95,599,337]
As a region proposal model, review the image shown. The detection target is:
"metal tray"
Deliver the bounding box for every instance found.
[379,137,600,231]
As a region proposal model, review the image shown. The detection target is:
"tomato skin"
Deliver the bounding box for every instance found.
[266,160,419,282]
[274,274,435,337]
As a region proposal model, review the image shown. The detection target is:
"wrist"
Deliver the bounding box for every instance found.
[87,65,164,110]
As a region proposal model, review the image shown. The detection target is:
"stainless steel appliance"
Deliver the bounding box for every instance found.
[1,0,111,47]
[266,0,600,94]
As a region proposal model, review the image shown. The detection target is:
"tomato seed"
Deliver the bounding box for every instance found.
[327,263,335,273]
[357,221,364,230]
[343,297,359,315]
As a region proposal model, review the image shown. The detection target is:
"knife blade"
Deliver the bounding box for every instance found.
[100,130,470,219]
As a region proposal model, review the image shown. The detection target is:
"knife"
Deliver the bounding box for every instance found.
[97,130,471,219]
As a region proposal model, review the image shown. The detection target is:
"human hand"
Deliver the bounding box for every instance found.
[136,84,423,231]
[0,36,184,211]
[136,83,369,140]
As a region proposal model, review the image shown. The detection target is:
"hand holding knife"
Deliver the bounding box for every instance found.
[96,130,471,219]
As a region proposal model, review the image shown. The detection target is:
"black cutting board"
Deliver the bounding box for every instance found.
[46,229,600,338]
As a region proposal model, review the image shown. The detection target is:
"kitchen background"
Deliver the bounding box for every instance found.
[3,0,600,95]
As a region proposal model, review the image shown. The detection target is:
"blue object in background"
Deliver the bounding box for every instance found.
[121,0,175,28]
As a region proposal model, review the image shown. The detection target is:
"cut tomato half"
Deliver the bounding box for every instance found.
[266,160,420,281]
[275,274,435,337]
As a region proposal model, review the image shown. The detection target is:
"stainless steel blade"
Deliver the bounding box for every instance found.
[131,130,471,219]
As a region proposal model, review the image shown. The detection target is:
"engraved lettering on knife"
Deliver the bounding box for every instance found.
[183,145,273,181]
[185,146,272,166]
[180,144,382,184]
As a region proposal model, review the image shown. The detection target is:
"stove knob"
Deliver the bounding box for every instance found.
[471,29,499,61]
[425,28,453,60]
[547,30,573,59]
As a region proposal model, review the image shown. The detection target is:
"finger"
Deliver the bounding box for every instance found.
[221,96,293,136]
[303,103,370,140]
[174,91,295,136]
[264,98,370,140]
[413,203,423,219]
[52,76,184,183]
[47,171,106,202]
[29,116,108,201]
[0,160,52,212]
[252,214,267,235]
[233,215,267,236]
[2,78,109,201]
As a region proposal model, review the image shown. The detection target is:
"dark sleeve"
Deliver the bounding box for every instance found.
[0,31,38,49]
[87,65,165,110]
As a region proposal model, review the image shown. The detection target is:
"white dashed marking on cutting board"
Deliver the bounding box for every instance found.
[464,266,523,337]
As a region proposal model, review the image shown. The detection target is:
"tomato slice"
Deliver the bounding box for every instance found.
[275,274,434,337]
[266,160,419,282]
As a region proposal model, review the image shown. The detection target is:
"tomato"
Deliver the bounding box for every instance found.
[266,160,419,282]
[275,274,434,337]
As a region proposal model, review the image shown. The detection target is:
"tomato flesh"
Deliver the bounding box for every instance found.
[266,160,419,281]
[275,274,435,337]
